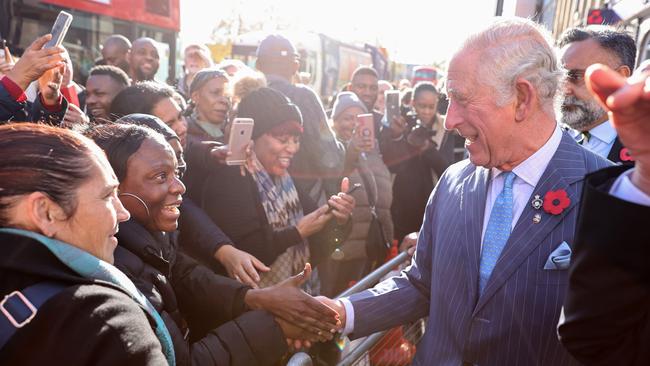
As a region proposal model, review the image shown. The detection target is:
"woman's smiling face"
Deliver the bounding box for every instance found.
[118,138,186,233]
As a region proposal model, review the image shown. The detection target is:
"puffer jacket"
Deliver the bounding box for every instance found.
[339,145,394,260]
[114,219,287,366]
[0,230,167,365]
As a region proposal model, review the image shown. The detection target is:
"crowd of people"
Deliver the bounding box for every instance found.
[0,15,649,366]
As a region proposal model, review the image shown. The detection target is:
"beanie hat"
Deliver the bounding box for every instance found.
[117,113,178,142]
[332,92,367,120]
[256,34,300,61]
[236,87,303,139]
[189,68,228,95]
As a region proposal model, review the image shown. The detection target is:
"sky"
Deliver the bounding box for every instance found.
[180,0,497,65]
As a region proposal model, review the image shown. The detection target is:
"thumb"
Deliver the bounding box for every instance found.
[585,64,625,109]
[289,262,312,287]
[340,177,350,193]
[30,34,53,51]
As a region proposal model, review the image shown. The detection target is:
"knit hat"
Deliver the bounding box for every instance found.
[236,87,303,139]
[189,68,228,95]
[332,92,367,120]
[116,113,178,142]
[256,34,300,61]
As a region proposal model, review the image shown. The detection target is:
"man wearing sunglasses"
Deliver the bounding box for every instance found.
[558,27,636,164]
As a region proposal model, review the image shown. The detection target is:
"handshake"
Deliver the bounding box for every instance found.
[243,263,347,350]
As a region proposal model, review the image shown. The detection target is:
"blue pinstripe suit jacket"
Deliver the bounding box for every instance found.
[348,132,612,365]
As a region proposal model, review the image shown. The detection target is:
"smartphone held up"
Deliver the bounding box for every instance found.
[44,11,73,49]
[355,113,375,150]
[226,118,254,166]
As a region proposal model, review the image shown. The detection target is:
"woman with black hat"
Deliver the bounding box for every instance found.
[193,87,355,291]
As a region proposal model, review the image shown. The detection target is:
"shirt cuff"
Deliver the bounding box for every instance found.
[1,76,27,103]
[608,169,650,207]
[339,297,355,336]
[39,93,64,112]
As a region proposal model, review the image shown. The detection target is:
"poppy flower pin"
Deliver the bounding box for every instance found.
[543,189,571,215]
[619,147,634,162]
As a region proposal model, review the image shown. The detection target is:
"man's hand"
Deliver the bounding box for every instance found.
[586,64,650,195]
[62,102,90,127]
[5,34,65,91]
[214,244,270,288]
[38,65,64,106]
[244,263,341,337]
[399,232,418,257]
[315,295,347,330]
[388,115,408,139]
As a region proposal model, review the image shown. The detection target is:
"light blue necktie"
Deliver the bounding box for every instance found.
[479,171,516,295]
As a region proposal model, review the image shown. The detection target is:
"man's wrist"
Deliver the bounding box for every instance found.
[4,72,29,92]
[243,288,265,310]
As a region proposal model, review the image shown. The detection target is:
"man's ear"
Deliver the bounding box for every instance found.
[617,65,632,78]
[514,78,535,122]
[25,192,67,238]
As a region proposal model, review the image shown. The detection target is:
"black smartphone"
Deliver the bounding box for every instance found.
[44,11,73,49]
[326,183,362,213]
[385,90,400,126]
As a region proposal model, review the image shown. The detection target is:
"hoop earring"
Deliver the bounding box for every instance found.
[119,192,151,217]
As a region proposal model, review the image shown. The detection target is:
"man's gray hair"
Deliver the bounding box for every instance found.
[459,17,562,109]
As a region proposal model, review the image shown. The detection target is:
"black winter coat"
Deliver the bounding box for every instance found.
[0,231,167,365]
[193,164,349,270]
[114,219,287,366]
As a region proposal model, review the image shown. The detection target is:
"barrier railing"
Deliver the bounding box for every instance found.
[286,251,418,366]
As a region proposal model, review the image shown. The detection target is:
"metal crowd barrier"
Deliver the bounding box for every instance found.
[287,251,422,366]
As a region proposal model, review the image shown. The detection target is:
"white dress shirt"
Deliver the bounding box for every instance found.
[570,120,617,159]
[481,124,562,246]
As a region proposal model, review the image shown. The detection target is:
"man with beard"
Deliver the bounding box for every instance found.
[558,27,636,164]
[129,37,160,83]
[85,65,130,122]
[100,35,131,73]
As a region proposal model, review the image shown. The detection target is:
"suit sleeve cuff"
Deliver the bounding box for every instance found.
[339,297,355,336]
[1,76,27,102]
[609,169,650,207]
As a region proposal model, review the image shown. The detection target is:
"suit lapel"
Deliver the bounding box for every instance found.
[460,166,489,304]
[473,133,586,314]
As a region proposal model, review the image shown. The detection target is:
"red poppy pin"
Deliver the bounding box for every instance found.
[619,147,634,162]
[543,189,571,215]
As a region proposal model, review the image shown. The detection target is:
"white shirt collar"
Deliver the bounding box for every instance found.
[588,120,617,144]
[490,123,563,187]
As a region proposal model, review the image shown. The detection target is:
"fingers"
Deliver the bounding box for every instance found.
[29,34,53,51]
[242,258,261,283]
[340,176,350,193]
[251,256,271,273]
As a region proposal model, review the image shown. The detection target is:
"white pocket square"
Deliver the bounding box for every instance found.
[544,241,572,270]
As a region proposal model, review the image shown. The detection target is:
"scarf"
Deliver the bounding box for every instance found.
[0,228,176,365]
[246,157,316,291]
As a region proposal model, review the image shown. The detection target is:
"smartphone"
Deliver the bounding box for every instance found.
[226,118,254,166]
[385,90,400,126]
[356,113,375,150]
[44,11,73,49]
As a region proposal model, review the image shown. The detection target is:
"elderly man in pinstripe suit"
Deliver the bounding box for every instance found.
[320,17,612,365]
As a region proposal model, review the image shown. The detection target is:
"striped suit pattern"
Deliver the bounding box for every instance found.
[347,132,612,365]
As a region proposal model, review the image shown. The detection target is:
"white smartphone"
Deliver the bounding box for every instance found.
[226,118,254,166]
[44,11,73,49]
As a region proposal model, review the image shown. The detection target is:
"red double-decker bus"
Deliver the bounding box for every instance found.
[0,0,180,84]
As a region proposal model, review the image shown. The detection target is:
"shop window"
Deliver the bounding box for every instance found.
[145,0,170,17]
